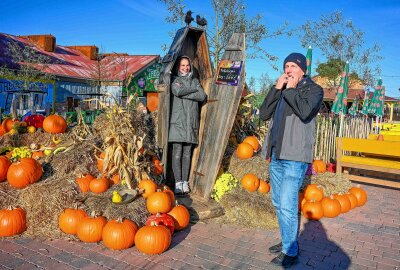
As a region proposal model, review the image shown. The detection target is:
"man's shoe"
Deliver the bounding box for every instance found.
[271,252,299,267]
[175,182,183,195]
[182,181,190,194]
[268,242,282,254]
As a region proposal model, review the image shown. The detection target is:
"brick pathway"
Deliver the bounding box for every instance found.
[0,184,399,270]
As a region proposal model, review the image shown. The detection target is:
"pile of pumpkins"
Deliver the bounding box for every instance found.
[59,179,190,254]
[240,173,270,194]
[0,114,67,136]
[300,184,367,220]
[236,136,260,159]
[0,156,43,189]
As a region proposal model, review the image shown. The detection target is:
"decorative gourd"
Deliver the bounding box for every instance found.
[138,179,157,198]
[76,212,107,242]
[312,160,326,173]
[349,186,367,207]
[0,156,11,182]
[243,136,260,152]
[304,184,324,202]
[168,202,190,231]
[58,207,87,235]
[333,193,351,213]
[0,206,27,236]
[102,218,138,250]
[7,158,43,189]
[43,115,67,134]
[321,196,341,218]
[146,213,175,235]
[236,142,254,159]
[76,174,95,193]
[241,174,260,192]
[135,222,171,254]
[89,177,109,193]
[23,114,45,129]
[257,180,270,194]
[146,190,172,214]
[346,193,358,209]
[302,200,324,220]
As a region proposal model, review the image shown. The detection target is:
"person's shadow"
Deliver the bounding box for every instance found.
[290,219,351,270]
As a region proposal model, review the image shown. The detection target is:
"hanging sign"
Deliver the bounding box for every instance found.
[215,60,243,86]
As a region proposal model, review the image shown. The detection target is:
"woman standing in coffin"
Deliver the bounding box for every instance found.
[169,56,207,195]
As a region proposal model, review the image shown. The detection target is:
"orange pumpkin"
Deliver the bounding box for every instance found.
[7,158,43,189]
[243,136,260,152]
[312,160,326,173]
[333,193,351,213]
[43,115,67,134]
[377,135,384,141]
[349,186,367,207]
[241,174,260,192]
[162,185,175,204]
[138,179,157,198]
[1,118,16,133]
[31,151,45,160]
[298,192,305,211]
[152,158,164,176]
[0,156,11,182]
[302,200,324,220]
[89,177,109,193]
[147,92,159,112]
[257,180,270,194]
[0,125,6,136]
[76,213,107,243]
[0,206,27,236]
[96,152,106,173]
[76,174,95,193]
[321,196,341,218]
[146,190,172,214]
[102,218,138,250]
[236,142,254,159]
[168,202,190,231]
[346,193,358,209]
[135,222,171,254]
[110,174,120,185]
[304,184,324,202]
[58,207,87,235]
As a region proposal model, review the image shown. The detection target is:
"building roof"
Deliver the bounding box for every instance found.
[0,33,159,81]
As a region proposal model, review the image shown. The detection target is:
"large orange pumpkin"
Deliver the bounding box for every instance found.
[168,202,190,231]
[302,200,324,220]
[349,186,367,207]
[241,174,260,192]
[102,218,138,250]
[257,180,270,194]
[89,177,109,194]
[43,115,67,134]
[138,179,157,198]
[333,193,351,213]
[76,213,107,242]
[135,222,171,254]
[0,206,27,236]
[236,142,254,159]
[58,207,87,235]
[312,160,326,173]
[7,158,43,189]
[76,174,95,193]
[243,136,260,152]
[321,196,341,218]
[146,191,172,214]
[0,156,11,182]
[304,184,324,202]
[1,118,16,133]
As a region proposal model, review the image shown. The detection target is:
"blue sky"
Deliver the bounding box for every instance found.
[1,0,399,97]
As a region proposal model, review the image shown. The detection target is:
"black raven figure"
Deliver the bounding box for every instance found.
[185,10,194,26]
[196,15,207,28]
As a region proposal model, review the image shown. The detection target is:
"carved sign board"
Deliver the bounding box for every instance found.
[215,60,243,86]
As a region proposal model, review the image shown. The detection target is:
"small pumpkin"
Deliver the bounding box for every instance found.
[102,218,138,250]
[168,201,190,231]
[0,156,11,182]
[241,174,260,192]
[58,207,87,235]
[377,134,384,141]
[1,118,16,133]
[89,177,109,193]
[152,157,164,176]
[257,180,270,194]
[349,186,367,207]
[304,184,324,202]
[96,152,106,173]
[312,160,326,173]
[43,115,67,134]
[346,193,358,209]
[302,200,324,220]
[236,142,254,159]
[146,213,175,235]
[146,190,172,214]
[31,151,45,160]
[0,206,27,236]
[321,196,341,218]
[162,185,175,204]
[138,179,157,198]
[333,193,351,213]
[76,174,95,193]
[7,158,43,189]
[146,92,159,112]
[242,136,260,152]
[76,212,107,243]
[135,222,171,254]
[110,174,120,185]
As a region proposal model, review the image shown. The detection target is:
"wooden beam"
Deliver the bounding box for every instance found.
[348,175,400,189]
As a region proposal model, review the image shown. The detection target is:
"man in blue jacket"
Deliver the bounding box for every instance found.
[260,52,323,267]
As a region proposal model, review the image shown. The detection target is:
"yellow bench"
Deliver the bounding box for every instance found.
[380,130,400,136]
[368,134,400,142]
[336,138,400,188]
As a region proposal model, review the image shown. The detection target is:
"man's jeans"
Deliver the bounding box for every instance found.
[269,151,308,256]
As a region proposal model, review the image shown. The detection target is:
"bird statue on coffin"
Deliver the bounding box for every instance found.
[196,15,207,28]
[184,10,194,26]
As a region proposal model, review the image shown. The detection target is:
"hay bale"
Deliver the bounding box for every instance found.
[301,172,352,196]
[227,153,269,181]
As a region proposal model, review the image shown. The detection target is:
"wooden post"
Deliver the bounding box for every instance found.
[336,137,343,174]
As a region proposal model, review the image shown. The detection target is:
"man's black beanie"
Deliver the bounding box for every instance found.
[283,53,307,74]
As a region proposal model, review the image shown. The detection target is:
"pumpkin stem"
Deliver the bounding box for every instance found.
[116,217,124,223]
